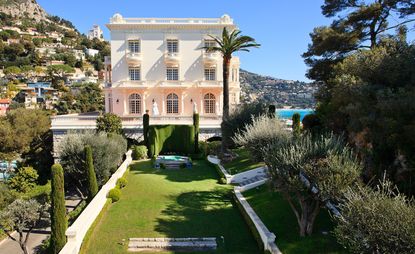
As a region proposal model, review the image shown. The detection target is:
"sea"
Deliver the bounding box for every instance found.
[276,109,314,121]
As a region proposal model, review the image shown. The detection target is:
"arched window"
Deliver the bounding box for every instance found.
[129,93,141,114]
[204,93,216,114]
[166,93,179,114]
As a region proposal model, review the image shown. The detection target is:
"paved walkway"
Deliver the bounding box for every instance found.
[0,198,82,254]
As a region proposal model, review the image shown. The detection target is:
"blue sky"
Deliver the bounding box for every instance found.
[36,0,412,82]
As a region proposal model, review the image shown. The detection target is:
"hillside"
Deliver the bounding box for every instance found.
[0,0,47,21]
[240,69,318,108]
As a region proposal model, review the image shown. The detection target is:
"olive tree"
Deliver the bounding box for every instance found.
[233,115,289,161]
[0,199,50,254]
[59,132,127,199]
[263,134,361,236]
[334,180,415,253]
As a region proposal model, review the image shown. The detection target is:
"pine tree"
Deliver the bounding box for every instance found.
[85,145,98,201]
[193,113,200,153]
[50,163,67,254]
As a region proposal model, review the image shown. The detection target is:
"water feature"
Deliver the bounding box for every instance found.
[154,155,192,169]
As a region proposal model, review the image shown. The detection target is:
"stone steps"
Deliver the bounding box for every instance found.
[128,237,217,252]
[239,175,268,187]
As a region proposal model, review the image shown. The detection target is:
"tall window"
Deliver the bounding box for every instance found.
[204,68,216,81]
[129,67,140,81]
[167,39,178,53]
[166,93,179,114]
[204,39,216,49]
[128,40,140,53]
[166,67,179,80]
[108,93,113,113]
[204,93,216,114]
[129,93,141,114]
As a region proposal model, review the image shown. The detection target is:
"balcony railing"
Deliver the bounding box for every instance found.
[126,52,142,66]
[164,52,180,64]
[203,52,219,64]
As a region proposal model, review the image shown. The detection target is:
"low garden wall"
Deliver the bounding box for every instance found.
[59,150,133,254]
[234,189,281,254]
[230,166,267,184]
[207,155,232,183]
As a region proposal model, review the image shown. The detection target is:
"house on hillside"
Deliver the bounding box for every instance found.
[87,24,103,41]
[0,98,10,116]
[19,82,58,109]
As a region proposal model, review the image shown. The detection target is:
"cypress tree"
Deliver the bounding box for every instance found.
[292,112,301,137]
[85,145,98,201]
[268,105,276,118]
[143,111,150,153]
[193,113,200,153]
[50,163,67,254]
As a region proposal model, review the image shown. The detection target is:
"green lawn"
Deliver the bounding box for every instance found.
[223,148,265,175]
[244,186,348,254]
[80,160,260,254]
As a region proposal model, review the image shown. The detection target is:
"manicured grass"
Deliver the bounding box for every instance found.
[244,185,348,254]
[80,160,260,254]
[223,148,265,175]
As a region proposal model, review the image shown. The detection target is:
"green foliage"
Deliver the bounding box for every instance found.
[334,180,415,253]
[0,183,16,210]
[193,113,200,153]
[303,0,415,82]
[314,39,415,195]
[263,133,362,236]
[143,112,150,149]
[67,200,86,224]
[59,132,127,197]
[50,164,67,254]
[302,114,321,134]
[148,125,195,157]
[70,82,104,113]
[116,177,127,189]
[292,112,301,136]
[0,108,50,163]
[233,115,289,162]
[8,167,38,193]
[85,145,98,201]
[199,141,222,156]
[222,102,267,148]
[96,113,122,134]
[107,187,121,203]
[0,199,50,254]
[46,64,75,87]
[132,145,147,160]
[267,105,276,118]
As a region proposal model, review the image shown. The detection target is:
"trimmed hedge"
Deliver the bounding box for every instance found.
[116,177,127,189]
[148,125,195,157]
[132,145,148,160]
[107,187,121,202]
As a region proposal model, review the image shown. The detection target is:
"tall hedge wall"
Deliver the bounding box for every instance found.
[148,125,195,157]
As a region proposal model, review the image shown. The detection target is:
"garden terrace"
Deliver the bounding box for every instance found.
[243,185,347,254]
[80,160,260,253]
[223,148,265,175]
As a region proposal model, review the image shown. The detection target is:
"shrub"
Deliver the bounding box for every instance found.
[292,112,301,136]
[116,177,127,189]
[204,141,221,156]
[233,115,290,161]
[193,113,200,153]
[107,187,121,202]
[132,145,148,160]
[8,167,38,193]
[334,180,415,253]
[212,164,227,184]
[143,112,150,149]
[50,163,67,253]
[59,131,127,197]
[222,102,267,148]
[160,163,166,169]
[96,113,122,134]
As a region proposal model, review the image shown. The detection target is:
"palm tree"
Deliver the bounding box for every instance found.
[203,28,260,153]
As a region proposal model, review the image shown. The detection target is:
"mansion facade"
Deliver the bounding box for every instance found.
[104,14,241,118]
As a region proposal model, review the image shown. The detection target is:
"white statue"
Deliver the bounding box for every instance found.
[193,101,198,114]
[152,101,159,116]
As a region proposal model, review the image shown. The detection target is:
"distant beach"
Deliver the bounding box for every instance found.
[276,108,314,121]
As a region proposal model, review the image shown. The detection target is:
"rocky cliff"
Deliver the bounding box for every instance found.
[0,0,47,21]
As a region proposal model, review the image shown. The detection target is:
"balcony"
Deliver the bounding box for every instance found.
[203,52,219,65]
[126,52,142,66]
[198,81,222,87]
[164,52,180,65]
